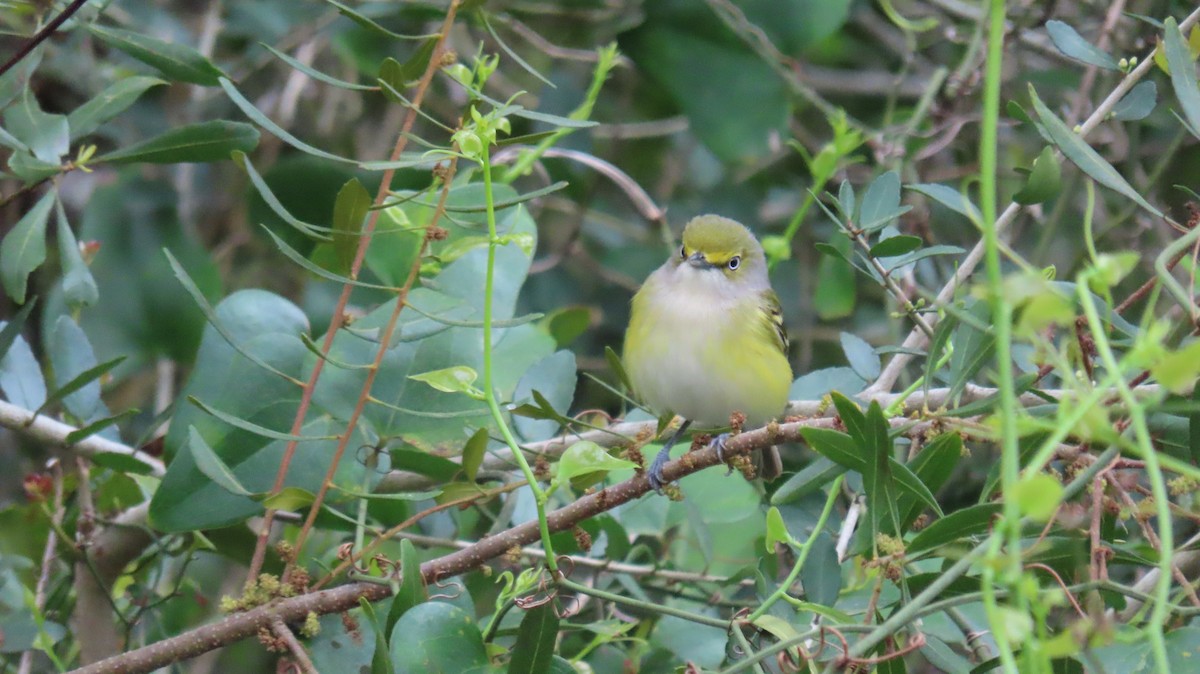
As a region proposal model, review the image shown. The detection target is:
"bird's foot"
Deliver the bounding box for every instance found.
[648,445,672,494]
[711,433,734,476]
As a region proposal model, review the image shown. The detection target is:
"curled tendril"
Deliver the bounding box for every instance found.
[429,573,464,601]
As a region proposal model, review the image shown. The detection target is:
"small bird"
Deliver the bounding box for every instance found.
[623,214,792,491]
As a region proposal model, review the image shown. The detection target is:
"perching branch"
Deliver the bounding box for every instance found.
[65,411,936,674]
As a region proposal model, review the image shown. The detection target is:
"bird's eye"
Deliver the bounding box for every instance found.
[727,256,741,270]
[679,245,687,259]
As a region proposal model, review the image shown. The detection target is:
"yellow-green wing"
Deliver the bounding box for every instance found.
[760,289,788,356]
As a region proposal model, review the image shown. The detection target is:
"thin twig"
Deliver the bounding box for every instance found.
[248,0,464,583]
[863,5,1200,396]
[0,0,90,78]
[270,617,319,674]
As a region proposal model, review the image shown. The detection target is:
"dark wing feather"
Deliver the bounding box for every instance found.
[761,289,788,356]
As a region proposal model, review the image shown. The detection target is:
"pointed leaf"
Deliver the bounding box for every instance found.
[1164,17,1200,140]
[1046,20,1118,70]
[187,426,255,497]
[55,200,97,309]
[905,183,981,223]
[408,366,480,395]
[462,427,487,483]
[1111,81,1157,121]
[5,91,68,163]
[908,503,1002,554]
[507,602,560,674]
[1028,84,1162,217]
[386,539,428,634]
[555,440,636,483]
[858,170,902,231]
[68,76,166,139]
[869,234,922,258]
[331,178,371,274]
[220,77,356,163]
[1013,145,1062,205]
[0,189,54,303]
[96,120,259,164]
[65,409,137,444]
[840,332,880,381]
[88,24,226,85]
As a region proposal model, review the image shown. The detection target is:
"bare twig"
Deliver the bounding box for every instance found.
[270,617,319,674]
[17,462,64,674]
[0,0,90,78]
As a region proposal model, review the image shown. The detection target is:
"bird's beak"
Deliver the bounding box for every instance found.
[686,251,715,269]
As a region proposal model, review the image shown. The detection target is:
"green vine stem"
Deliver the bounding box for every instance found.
[481,142,559,574]
[747,474,844,622]
[1077,277,1173,673]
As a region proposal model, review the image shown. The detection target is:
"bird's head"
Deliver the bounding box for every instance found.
[674,215,767,286]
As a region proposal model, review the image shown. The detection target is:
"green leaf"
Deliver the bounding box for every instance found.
[0,329,47,410]
[862,401,902,536]
[88,24,226,85]
[947,300,995,400]
[869,234,922,258]
[765,506,791,549]
[324,0,435,40]
[605,345,633,392]
[507,602,560,674]
[555,441,636,483]
[54,200,98,310]
[513,351,576,442]
[899,433,962,527]
[220,77,356,164]
[801,428,862,470]
[0,299,35,360]
[96,120,260,164]
[38,355,124,419]
[262,43,375,91]
[541,307,591,348]
[0,189,54,304]
[1112,81,1157,121]
[164,251,297,381]
[7,150,60,181]
[1027,84,1162,217]
[799,532,841,607]
[815,234,855,319]
[389,603,490,674]
[771,458,847,505]
[65,409,137,445]
[188,395,331,441]
[89,451,157,476]
[239,153,330,240]
[905,183,982,223]
[259,486,315,511]
[67,76,166,140]
[360,598,394,674]
[408,366,481,396]
[187,426,255,497]
[1045,20,1118,70]
[840,332,880,381]
[622,24,787,161]
[1164,17,1200,139]
[1190,385,1200,466]
[5,91,68,163]
[386,539,428,635]
[1151,341,1200,394]
[909,503,1003,554]
[858,171,902,232]
[331,178,372,274]
[364,206,421,285]
[390,450,463,482]
[462,428,487,483]
[830,391,868,447]
[379,38,439,92]
[1013,473,1063,522]
[1013,145,1062,205]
